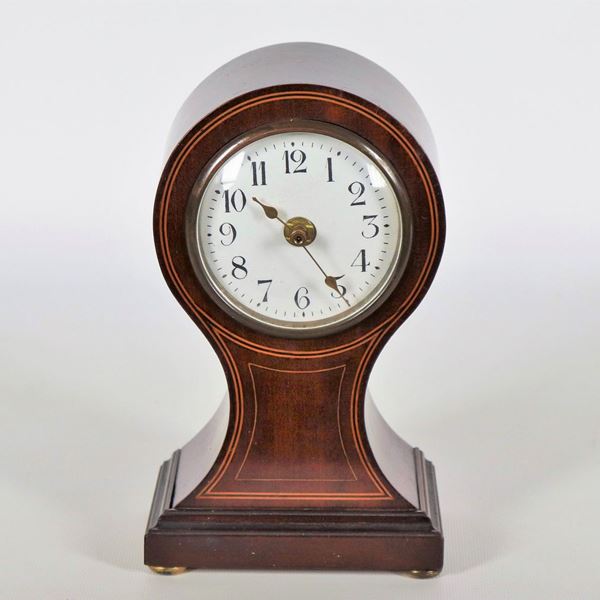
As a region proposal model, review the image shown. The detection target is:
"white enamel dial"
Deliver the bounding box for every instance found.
[190,128,407,335]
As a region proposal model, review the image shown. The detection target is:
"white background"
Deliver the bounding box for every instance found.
[1,1,599,598]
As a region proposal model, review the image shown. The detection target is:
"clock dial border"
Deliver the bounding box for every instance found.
[155,87,444,357]
[184,120,414,338]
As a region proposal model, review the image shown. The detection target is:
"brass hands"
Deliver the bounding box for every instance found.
[304,248,350,306]
[252,197,283,223]
[252,197,350,306]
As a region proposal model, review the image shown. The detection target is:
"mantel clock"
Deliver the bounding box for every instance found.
[145,42,445,575]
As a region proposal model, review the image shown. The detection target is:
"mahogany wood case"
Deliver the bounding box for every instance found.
[145,43,446,574]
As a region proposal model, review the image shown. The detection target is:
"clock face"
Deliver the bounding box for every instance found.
[188,125,411,336]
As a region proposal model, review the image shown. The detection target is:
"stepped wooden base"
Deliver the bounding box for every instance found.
[144,448,443,573]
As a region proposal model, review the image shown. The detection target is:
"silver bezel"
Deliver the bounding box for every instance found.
[185,120,413,338]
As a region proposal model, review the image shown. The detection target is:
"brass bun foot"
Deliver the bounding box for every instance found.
[407,569,440,579]
[148,565,187,575]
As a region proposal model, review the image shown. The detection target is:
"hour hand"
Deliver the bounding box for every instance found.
[252,197,282,222]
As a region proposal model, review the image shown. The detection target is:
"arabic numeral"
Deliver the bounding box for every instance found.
[331,282,347,299]
[361,215,379,238]
[231,256,248,279]
[349,181,366,206]
[257,279,273,302]
[223,189,247,213]
[218,222,237,246]
[351,249,369,272]
[294,286,310,309]
[326,157,334,182]
[283,149,307,174]
[251,161,266,186]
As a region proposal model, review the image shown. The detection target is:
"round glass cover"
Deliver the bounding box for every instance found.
[188,125,411,336]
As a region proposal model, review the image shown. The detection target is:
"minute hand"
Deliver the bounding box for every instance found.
[302,246,350,307]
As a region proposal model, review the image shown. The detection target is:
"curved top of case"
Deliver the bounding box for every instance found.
[165,42,438,168]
